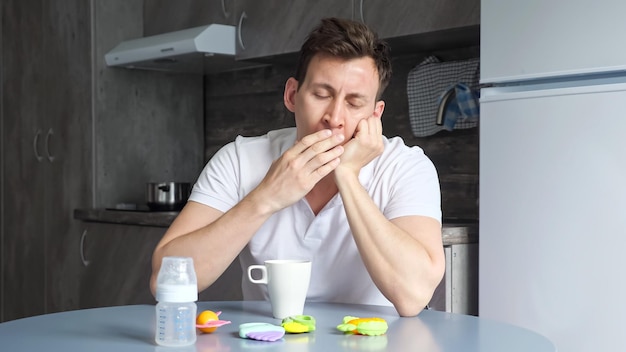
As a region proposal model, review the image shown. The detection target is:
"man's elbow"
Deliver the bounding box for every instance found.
[150,274,157,298]
[149,252,163,298]
[394,291,434,317]
[395,264,445,317]
[396,303,425,317]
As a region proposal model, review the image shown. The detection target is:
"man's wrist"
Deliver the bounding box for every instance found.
[334,166,361,190]
[242,189,279,219]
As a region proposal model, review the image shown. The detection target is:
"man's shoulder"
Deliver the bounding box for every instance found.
[234,127,295,141]
[234,127,296,148]
[371,135,436,179]
[224,127,296,161]
[381,135,426,159]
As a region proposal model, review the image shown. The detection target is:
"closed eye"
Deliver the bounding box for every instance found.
[347,100,364,109]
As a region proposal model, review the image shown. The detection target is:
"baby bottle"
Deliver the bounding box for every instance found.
[155,256,198,347]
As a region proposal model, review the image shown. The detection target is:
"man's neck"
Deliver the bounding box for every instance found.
[305,176,338,215]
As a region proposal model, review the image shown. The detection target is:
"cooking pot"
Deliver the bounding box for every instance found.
[146,182,191,211]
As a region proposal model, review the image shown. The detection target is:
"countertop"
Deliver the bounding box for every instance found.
[74,208,178,227]
[74,208,478,245]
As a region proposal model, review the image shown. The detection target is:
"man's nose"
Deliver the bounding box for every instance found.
[324,100,345,128]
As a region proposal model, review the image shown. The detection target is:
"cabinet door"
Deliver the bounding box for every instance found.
[1,0,92,321]
[78,222,243,308]
[43,0,92,315]
[79,223,164,308]
[144,0,236,36]
[235,0,353,60]
[1,0,47,322]
[357,0,479,39]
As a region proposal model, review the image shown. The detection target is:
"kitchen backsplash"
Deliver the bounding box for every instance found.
[203,47,479,221]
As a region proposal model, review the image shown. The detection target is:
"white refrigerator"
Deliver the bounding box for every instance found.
[479,1,626,351]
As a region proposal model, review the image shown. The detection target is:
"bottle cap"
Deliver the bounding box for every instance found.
[156,256,198,302]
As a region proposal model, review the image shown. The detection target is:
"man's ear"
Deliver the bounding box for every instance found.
[284,77,298,113]
[373,100,385,119]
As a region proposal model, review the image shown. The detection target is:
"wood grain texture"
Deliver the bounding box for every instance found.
[1,0,94,321]
[143,0,235,36]
[1,0,47,322]
[43,0,93,316]
[360,0,480,39]
[234,0,353,60]
[79,222,242,308]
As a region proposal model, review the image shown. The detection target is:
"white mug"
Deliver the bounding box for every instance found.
[247,259,312,319]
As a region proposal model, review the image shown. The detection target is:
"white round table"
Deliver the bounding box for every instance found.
[0,301,555,351]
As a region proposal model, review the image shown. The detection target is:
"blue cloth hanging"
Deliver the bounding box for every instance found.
[437,83,480,131]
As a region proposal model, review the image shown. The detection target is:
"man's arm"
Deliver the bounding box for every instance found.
[335,118,445,317]
[150,129,345,296]
[150,198,272,296]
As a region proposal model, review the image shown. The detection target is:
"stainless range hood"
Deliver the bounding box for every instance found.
[105,24,257,74]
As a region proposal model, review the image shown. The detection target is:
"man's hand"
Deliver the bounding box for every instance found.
[251,129,345,213]
[336,117,384,178]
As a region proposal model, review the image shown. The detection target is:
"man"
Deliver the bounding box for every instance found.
[150,17,444,317]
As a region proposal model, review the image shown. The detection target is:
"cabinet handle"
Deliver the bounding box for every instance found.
[33,129,43,162]
[221,0,230,18]
[237,11,247,50]
[80,229,91,267]
[359,0,364,22]
[45,128,56,163]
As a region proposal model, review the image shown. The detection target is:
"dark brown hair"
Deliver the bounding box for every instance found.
[294,17,392,100]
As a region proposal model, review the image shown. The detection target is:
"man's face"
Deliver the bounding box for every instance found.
[284,54,384,142]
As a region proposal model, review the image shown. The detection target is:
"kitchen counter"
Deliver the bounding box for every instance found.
[442,222,478,245]
[74,209,478,245]
[73,208,178,228]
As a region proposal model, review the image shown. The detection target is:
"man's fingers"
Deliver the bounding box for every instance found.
[313,157,341,178]
[296,129,332,150]
[286,130,344,166]
[307,145,343,176]
[355,117,381,139]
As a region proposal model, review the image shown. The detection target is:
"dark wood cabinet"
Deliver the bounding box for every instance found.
[143,0,236,36]
[0,0,92,321]
[232,0,479,60]
[234,0,353,60]
[43,0,93,317]
[1,0,47,321]
[78,221,243,308]
[141,0,480,63]
[357,0,480,39]
[78,223,163,308]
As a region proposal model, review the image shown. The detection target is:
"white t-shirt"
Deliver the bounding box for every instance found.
[189,127,441,306]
